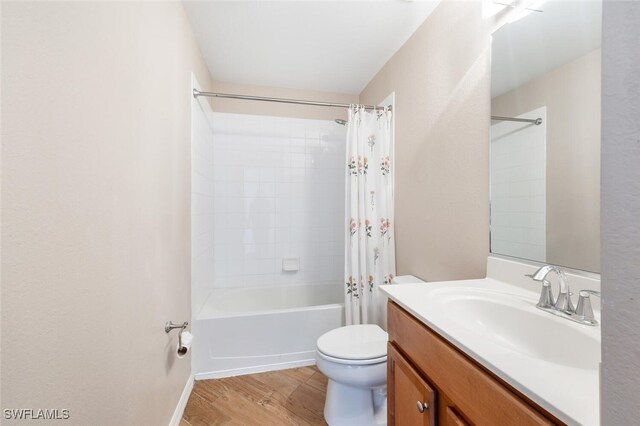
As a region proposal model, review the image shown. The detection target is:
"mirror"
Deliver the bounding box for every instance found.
[490,0,602,273]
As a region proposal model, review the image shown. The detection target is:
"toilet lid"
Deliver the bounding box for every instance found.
[317,324,388,360]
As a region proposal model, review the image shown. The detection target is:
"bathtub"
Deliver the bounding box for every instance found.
[193,283,344,379]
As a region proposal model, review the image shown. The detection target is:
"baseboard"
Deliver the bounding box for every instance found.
[169,374,194,426]
[195,358,316,381]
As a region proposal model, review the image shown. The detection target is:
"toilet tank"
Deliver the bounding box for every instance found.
[377,275,426,331]
[391,275,424,285]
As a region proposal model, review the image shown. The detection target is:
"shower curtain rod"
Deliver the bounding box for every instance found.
[193,89,392,111]
[491,115,542,125]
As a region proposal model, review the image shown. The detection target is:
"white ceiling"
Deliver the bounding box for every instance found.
[183,0,440,94]
[491,0,602,98]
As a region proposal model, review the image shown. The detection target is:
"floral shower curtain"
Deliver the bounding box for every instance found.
[344,105,396,326]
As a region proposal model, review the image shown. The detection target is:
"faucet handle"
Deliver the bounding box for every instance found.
[536,279,555,309]
[527,274,554,309]
[579,290,601,298]
[575,290,600,325]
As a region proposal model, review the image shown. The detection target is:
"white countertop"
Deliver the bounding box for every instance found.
[380,277,600,425]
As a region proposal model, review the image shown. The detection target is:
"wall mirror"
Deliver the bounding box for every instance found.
[490,0,602,273]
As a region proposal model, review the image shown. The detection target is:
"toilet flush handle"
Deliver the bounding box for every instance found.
[416,401,429,413]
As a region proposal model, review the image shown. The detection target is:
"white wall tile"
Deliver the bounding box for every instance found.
[259,182,276,197]
[259,168,276,182]
[490,106,547,263]
[204,112,346,289]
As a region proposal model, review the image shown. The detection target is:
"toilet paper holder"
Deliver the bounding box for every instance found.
[165,321,190,355]
[165,321,188,333]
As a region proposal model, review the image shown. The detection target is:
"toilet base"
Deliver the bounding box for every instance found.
[324,380,387,426]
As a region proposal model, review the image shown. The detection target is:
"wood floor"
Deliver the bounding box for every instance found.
[181,366,328,426]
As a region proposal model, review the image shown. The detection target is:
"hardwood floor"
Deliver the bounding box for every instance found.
[182,366,328,426]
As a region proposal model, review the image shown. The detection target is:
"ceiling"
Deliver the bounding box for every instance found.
[183,0,440,95]
[491,0,602,98]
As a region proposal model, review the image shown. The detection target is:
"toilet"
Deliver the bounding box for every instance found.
[315,275,425,426]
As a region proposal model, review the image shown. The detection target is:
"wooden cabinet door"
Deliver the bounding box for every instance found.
[441,406,470,426]
[388,343,436,426]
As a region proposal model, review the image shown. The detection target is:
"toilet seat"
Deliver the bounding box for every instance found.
[316,324,388,364]
[317,350,387,365]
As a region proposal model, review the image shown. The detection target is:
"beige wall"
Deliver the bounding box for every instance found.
[359,0,493,281]
[1,2,213,424]
[492,49,601,272]
[209,79,357,121]
[0,0,3,414]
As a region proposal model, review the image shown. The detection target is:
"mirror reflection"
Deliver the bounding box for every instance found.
[490,0,602,273]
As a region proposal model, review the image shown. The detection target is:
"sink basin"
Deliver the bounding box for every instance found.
[427,287,601,370]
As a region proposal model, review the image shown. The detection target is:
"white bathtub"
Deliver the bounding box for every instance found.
[193,284,344,379]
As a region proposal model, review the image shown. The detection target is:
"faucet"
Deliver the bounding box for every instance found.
[526,265,574,314]
[525,265,600,326]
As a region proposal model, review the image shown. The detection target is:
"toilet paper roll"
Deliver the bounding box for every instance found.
[177,330,193,358]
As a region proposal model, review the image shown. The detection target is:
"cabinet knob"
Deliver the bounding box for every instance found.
[416,401,429,413]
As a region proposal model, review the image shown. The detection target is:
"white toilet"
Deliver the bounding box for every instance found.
[315,275,425,426]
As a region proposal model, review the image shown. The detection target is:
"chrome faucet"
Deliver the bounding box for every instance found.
[526,265,574,313]
[525,265,599,326]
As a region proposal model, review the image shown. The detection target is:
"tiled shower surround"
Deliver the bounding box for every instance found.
[490,106,547,263]
[209,113,346,291]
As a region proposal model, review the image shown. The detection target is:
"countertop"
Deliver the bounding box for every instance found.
[380,278,600,425]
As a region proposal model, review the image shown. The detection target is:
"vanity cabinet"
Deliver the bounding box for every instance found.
[387,301,563,426]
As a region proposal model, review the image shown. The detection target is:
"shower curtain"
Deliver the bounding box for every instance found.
[344,105,396,326]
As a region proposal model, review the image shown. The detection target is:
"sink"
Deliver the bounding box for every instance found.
[379,273,602,425]
[427,287,601,370]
